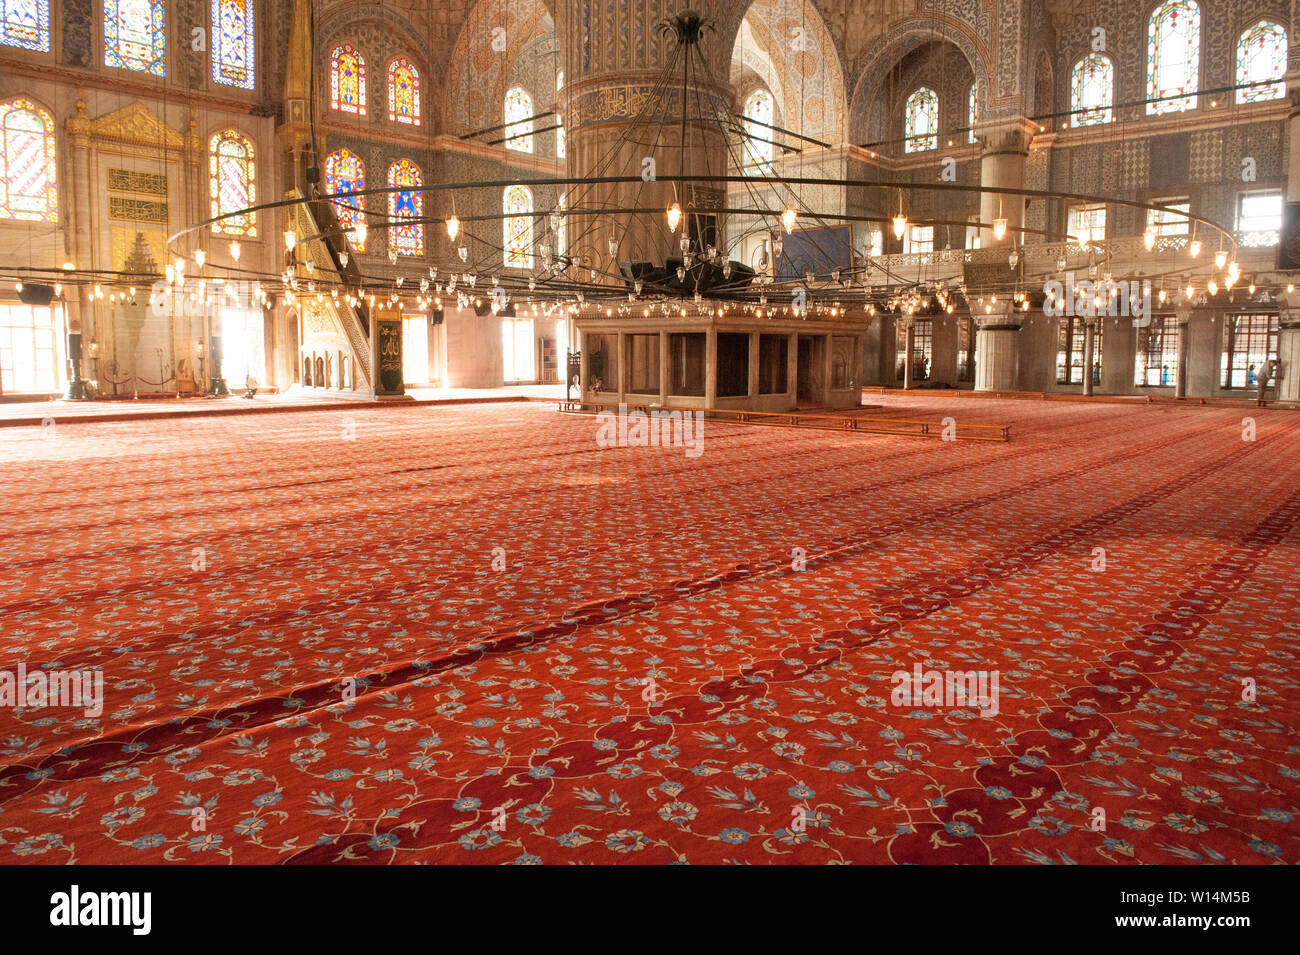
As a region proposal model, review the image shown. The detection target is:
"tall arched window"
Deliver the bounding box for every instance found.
[211,0,254,89]
[387,160,423,257]
[743,89,775,173]
[330,44,367,115]
[967,84,977,143]
[387,57,420,125]
[209,130,256,236]
[504,185,533,268]
[504,87,533,153]
[0,0,50,52]
[0,99,56,222]
[1237,21,1287,103]
[555,72,565,159]
[325,149,366,250]
[1071,53,1113,125]
[104,0,166,76]
[904,87,938,152]
[1147,1,1201,114]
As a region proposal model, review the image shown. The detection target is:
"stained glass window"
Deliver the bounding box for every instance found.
[1071,54,1113,125]
[555,72,565,159]
[0,99,57,222]
[904,87,937,152]
[0,0,50,52]
[330,44,367,115]
[1236,21,1287,103]
[211,0,254,90]
[387,57,420,125]
[743,89,775,173]
[1147,1,1200,114]
[209,130,256,236]
[387,160,423,256]
[504,185,533,268]
[504,87,533,153]
[967,84,977,143]
[104,0,166,76]
[325,149,366,250]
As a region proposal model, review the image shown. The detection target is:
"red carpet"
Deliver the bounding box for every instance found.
[0,396,1297,864]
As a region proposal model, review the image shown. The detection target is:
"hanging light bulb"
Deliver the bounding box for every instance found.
[1008,250,1020,268]
[892,213,907,239]
[1214,250,1227,269]
[446,215,460,242]
[229,240,241,262]
[607,237,618,257]
[781,206,797,234]
[993,217,1008,240]
[283,229,296,251]
[1189,238,1202,258]
[388,248,398,264]
[667,202,682,232]
[1208,279,1218,295]
[165,264,175,284]
[1186,282,1195,299]
[458,246,468,263]
[194,249,206,269]
[339,251,349,268]
[1143,229,1156,251]
[354,221,368,247]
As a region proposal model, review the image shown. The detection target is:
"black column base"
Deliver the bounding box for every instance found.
[62,380,91,400]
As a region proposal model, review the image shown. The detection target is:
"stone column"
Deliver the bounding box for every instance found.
[1277,299,1300,402]
[974,305,1020,392]
[1174,306,1192,398]
[975,119,1036,248]
[902,319,915,389]
[1081,319,1096,396]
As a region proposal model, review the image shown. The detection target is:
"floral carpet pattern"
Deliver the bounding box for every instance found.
[0,396,1297,864]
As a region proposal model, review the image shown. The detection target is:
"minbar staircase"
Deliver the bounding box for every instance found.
[286,186,374,394]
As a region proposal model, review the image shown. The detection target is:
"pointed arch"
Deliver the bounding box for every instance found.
[331,44,367,115]
[0,98,57,222]
[325,149,366,250]
[387,160,424,257]
[209,129,256,236]
[504,185,533,268]
[387,57,421,125]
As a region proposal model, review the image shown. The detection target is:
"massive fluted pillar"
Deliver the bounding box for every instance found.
[974,305,1020,391]
[558,2,734,278]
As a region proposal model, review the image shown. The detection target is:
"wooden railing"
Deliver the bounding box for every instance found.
[557,399,1010,442]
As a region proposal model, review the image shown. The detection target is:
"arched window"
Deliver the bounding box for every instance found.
[0,99,56,222]
[1147,1,1200,114]
[209,130,256,236]
[504,185,533,268]
[555,72,565,159]
[325,149,366,250]
[387,57,420,125]
[904,87,938,152]
[0,0,50,52]
[1237,21,1287,103]
[211,0,254,89]
[387,160,423,257]
[743,89,775,173]
[504,87,533,153]
[330,44,366,115]
[1071,53,1113,125]
[104,0,166,76]
[967,84,977,143]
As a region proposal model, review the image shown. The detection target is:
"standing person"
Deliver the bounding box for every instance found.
[1257,357,1276,405]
